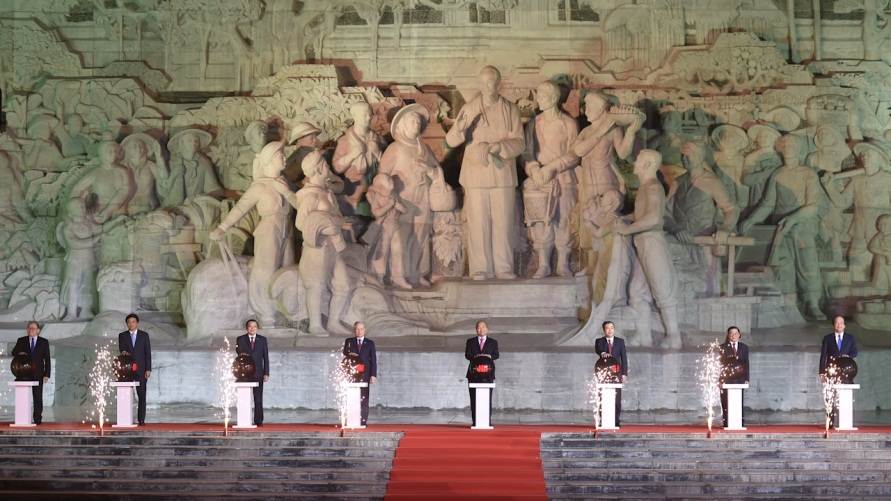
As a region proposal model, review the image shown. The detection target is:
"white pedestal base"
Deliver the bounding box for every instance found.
[832,384,860,431]
[233,382,259,429]
[598,383,623,430]
[8,381,38,427]
[110,381,139,428]
[469,382,496,429]
[722,383,749,430]
[344,382,369,429]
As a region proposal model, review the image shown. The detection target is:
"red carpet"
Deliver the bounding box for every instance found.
[384,429,548,501]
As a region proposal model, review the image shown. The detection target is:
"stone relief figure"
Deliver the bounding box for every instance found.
[520,80,580,278]
[807,126,852,263]
[868,214,891,292]
[739,134,825,320]
[57,197,102,321]
[0,151,28,228]
[294,150,352,336]
[710,124,750,209]
[23,115,63,171]
[54,114,91,159]
[120,133,167,215]
[167,129,224,205]
[613,150,682,349]
[572,92,643,274]
[648,108,685,168]
[284,122,322,187]
[380,104,446,287]
[70,139,134,223]
[333,102,386,217]
[666,141,739,297]
[564,190,651,347]
[232,120,268,191]
[211,141,297,326]
[821,142,891,280]
[365,172,410,288]
[741,124,782,209]
[445,65,525,280]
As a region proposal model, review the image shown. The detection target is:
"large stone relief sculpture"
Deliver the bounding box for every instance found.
[4,0,891,347]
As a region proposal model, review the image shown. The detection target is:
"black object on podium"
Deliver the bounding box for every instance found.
[232,354,257,382]
[10,354,34,381]
[113,354,138,382]
[469,356,495,383]
[594,356,621,383]
[341,354,367,383]
[827,357,858,384]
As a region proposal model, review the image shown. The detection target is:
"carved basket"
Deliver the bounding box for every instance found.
[430,187,457,212]
[523,181,558,226]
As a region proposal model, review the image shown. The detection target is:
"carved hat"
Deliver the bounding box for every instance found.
[390,103,429,137]
[26,114,60,136]
[168,129,213,153]
[289,122,322,144]
[854,142,890,167]
[255,141,285,178]
[301,149,327,177]
[711,124,748,152]
[746,124,781,146]
[245,121,268,142]
[121,132,161,160]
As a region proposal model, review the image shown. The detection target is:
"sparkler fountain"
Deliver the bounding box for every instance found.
[84,341,114,435]
[587,361,619,434]
[216,337,237,436]
[698,340,723,438]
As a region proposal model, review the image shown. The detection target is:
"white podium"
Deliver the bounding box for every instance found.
[832,384,860,431]
[110,381,139,428]
[598,383,623,430]
[343,382,369,429]
[469,382,496,429]
[233,382,259,429]
[8,381,38,427]
[722,383,748,430]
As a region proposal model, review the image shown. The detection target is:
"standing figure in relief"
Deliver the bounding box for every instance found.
[211,142,296,327]
[54,114,91,159]
[807,126,851,263]
[333,102,386,216]
[739,134,825,319]
[446,65,525,280]
[710,124,750,210]
[612,150,682,349]
[294,150,352,336]
[70,140,134,222]
[868,214,891,292]
[121,133,167,215]
[520,80,579,278]
[284,122,322,187]
[572,92,643,274]
[365,173,410,288]
[380,104,445,287]
[226,120,267,192]
[741,125,782,210]
[647,109,685,169]
[57,197,102,321]
[0,151,28,229]
[820,142,891,280]
[24,115,63,171]
[167,129,224,204]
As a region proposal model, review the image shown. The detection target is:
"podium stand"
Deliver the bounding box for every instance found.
[233,382,259,429]
[469,382,495,429]
[8,381,38,427]
[721,383,748,430]
[832,384,860,431]
[343,382,369,429]
[110,381,139,428]
[598,383,623,430]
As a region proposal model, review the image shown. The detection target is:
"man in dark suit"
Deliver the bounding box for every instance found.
[465,320,499,426]
[594,321,628,427]
[719,325,750,427]
[342,321,377,426]
[118,313,152,426]
[236,319,270,427]
[13,321,51,425]
[819,315,858,426]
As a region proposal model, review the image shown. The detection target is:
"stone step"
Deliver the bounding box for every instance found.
[541,448,891,460]
[546,481,891,496]
[0,434,401,448]
[543,468,890,483]
[0,454,392,469]
[1,492,385,501]
[1,464,390,482]
[0,476,389,494]
[542,435,890,448]
[0,444,396,458]
[542,458,891,470]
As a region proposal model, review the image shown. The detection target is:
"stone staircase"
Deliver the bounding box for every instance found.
[0,430,399,500]
[542,432,891,500]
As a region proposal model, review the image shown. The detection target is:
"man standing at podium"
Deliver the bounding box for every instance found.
[118,313,151,426]
[13,321,51,425]
[594,321,627,427]
[237,319,269,427]
[343,321,377,426]
[819,316,858,426]
[719,326,749,427]
[466,320,500,426]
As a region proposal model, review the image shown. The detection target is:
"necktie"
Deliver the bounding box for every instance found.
[733,343,737,356]
[358,338,362,350]
[479,338,484,350]
[131,333,136,348]
[31,337,35,354]
[608,339,613,354]
[250,337,255,350]
[837,335,842,351]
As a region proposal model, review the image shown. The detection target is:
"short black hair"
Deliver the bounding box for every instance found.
[245,319,259,328]
[602,321,615,330]
[125,313,139,323]
[27,321,40,330]
[727,326,740,334]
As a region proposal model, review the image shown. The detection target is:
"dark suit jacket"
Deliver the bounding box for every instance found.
[118,329,152,377]
[236,334,270,381]
[719,341,749,383]
[594,336,628,377]
[465,336,499,379]
[819,332,858,375]
[343,337,377,381]
[13,336,51,380]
